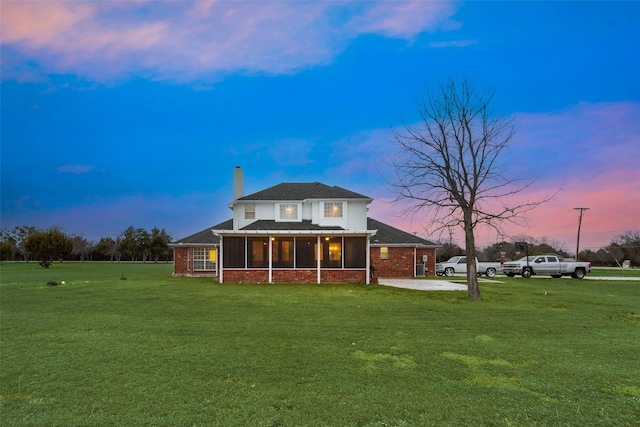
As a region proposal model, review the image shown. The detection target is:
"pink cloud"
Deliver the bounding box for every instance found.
[358,101,640,251]
[1,0,461,82]
[347,1,461,38]
[508,102,640,185]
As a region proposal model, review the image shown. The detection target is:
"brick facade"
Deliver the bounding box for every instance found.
[172,247,217,277]
[370,246,436,278]
[223,269,367,284]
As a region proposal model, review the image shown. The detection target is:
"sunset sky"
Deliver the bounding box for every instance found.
[1,1,639,253]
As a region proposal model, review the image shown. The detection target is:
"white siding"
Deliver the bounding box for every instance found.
[236,201,276,229]
[302,201,313,221]
[232,198,371,231]
[346,201,368,230]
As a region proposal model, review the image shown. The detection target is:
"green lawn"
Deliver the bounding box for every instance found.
[1,262,639,426]
[589,267,640,278]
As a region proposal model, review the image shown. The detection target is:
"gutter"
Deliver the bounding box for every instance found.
[212,229,377,236]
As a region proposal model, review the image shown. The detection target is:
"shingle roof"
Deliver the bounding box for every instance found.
[171,218,436,247]
[239,182,370,201]
[170,219,232,245]
[368,217,437,246]
[240,220,344,231]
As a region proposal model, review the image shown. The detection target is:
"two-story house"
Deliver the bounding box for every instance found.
[170,167,438,283]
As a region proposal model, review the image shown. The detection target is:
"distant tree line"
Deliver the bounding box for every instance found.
[0,225,173,266]
[2,225,638,268]
[436,231,640,268]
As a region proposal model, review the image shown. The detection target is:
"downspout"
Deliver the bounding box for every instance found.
[414,246,417,278]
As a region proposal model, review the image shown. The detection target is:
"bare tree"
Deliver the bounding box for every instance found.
[389,78,553,300]
[71,235,92,262]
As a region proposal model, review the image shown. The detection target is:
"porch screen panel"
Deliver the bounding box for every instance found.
[272,237,294,268]
[295,237,317,268]
[248,237,269,268]
[223,237,245,268]
[344,237,366,268]
[322,237,342,268]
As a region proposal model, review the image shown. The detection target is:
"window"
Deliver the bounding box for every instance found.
[379,247,389,260]
[194,248,217,270]
[272,237,294,268]
[345,237,366,268]
[324,202,343,218]
[279,204,298,220]
[223,237,245,268]
[245,204,256,220]
[248,237,268,268]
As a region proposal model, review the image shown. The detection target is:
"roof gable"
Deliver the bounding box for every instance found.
[239,182,370,201]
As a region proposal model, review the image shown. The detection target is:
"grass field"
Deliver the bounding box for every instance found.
[1,262,639,426]
[588,267,640,278]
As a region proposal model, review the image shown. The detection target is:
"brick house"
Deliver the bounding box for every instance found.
[170,167,438,284]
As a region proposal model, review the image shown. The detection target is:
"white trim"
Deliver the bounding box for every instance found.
[219,235,224,283]
[213,229,374,235]
[370,243,437,248]
[169,243,220,248]
[268,235,273,283]
[366,234,371,285]
[317,235,321,284]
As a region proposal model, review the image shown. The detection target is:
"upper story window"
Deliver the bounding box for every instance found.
[279,203,299,220]
[244,204,256,220]
[324,202,343,218]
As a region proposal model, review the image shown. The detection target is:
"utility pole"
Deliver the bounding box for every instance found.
[573,207,590,261]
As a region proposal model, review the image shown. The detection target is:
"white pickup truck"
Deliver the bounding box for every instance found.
[501,254,591,279]
[435,256,502,278]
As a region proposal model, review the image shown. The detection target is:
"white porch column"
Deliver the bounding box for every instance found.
[218,236,224,283]
[366,235,371,285]
[268,235,273,284]
[317,235,321,284]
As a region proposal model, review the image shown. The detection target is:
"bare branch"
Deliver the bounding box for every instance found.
[386,78,555,300]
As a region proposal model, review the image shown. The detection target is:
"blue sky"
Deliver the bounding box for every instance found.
[1,1,639,251]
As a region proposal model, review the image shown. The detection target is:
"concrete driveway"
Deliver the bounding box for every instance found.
[377,273,640,291]
[377,278,468,291]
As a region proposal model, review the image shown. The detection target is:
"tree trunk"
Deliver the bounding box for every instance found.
[464,211,482,300]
